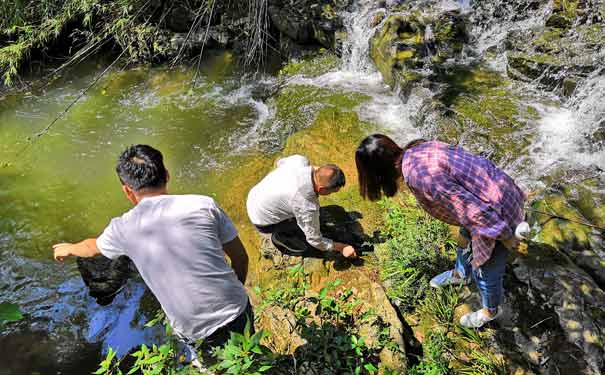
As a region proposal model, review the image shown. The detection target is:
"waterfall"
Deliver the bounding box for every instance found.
[340,0,387,73]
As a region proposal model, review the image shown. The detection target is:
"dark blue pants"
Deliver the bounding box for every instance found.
[456,228,508,313]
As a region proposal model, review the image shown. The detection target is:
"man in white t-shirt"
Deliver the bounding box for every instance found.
[52,144,250,368]
[247,155,357,258]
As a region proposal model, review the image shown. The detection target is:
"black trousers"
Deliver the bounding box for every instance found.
[256,218,322,256]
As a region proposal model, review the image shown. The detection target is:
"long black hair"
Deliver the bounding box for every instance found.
[355,135,426,201]
[355,134,404,201]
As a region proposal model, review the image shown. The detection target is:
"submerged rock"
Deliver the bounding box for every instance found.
[77,256,137,306]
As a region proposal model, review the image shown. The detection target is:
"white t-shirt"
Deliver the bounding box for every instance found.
[96,195,248,341]
[246,155,334,251]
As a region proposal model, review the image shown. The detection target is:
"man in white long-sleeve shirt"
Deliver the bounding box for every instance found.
[247,155,357,258]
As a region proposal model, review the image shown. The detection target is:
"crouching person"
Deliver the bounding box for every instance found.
[246,154,357,258]
[52,144,252,370]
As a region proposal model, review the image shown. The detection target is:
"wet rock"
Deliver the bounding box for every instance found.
[508,243,605,375]
[166,4,195,33]
[369,6,468,93]
[256,305,307,353]
[77,256,137,306]
[505,23,605,94]
[267,0,350,49]
[528,169,605,287]
[426,66,539,169]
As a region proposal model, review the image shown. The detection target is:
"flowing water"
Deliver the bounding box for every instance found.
[1,1,604,374]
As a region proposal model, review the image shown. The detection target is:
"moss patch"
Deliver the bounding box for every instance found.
[436,67,538,166]
[279,51,340,78]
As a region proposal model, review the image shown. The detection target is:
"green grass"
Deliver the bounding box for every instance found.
[377,195,455,311]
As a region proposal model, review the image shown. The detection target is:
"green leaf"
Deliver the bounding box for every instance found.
[364,363,378,372]
[0,302,23,322]
[258,365,273,372]
[319,288,328,299]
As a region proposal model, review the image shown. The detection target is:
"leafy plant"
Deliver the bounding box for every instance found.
[409,331,453,375]
[211,321,273,375]
[258,268,397,375]
[0,302,23,325]
[94,348,123,375]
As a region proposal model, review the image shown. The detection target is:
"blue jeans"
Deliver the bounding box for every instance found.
[456,228,508,313]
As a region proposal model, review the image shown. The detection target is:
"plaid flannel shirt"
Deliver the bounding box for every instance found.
[401,141,525,268]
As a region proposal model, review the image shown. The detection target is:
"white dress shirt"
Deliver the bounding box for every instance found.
[246,155,335,251]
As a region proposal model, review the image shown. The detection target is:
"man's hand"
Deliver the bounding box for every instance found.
[52,238,101,262]
[53,243,73,262]
[334,242,358,258]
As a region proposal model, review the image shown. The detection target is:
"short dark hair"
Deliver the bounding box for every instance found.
[116,145,167,191]
[318,164,346,189]
[355,134,404,201]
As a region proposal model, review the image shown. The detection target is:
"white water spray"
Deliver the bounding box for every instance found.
[532,71,605,173]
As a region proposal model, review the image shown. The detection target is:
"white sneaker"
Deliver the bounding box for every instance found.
[429,269,470,288]
[460,309,501,328]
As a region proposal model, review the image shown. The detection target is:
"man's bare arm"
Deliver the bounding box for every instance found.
[53,238,101,262]
[223,236,249,284]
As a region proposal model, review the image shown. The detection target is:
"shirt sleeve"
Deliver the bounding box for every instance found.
[213,202,238,244]
[276,155,310,169]
[291,196,334,252]
[96,217,127,260]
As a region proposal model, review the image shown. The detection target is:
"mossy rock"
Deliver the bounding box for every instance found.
[528,171,605,286]
[431,66,539,167]
[369,8,467,92]
[505,24,605,93]
[279,51,340,78]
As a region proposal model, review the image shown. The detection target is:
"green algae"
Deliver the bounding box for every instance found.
[279,51,340,78]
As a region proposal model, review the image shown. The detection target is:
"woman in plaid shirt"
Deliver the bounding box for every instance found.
[355,134,526,328]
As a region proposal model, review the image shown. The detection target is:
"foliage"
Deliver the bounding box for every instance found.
[0,302,23,325]
[418,286,460,327]
[378,195,454,311]
[375,195,506,375]
[408,331,453,375]
[211,321,274,375]
[96,302,274,375]
[257,265,399,374]
[94,310,186,375]
[0,0,273,86]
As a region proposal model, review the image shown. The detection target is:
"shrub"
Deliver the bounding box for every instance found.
[211,322,274,375]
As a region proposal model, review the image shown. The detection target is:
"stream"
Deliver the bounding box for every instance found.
[1,1,604,374]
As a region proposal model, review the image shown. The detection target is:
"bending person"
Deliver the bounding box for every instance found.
[355,135,526,328]
[247,154,357,258]
[52,144,251,369]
